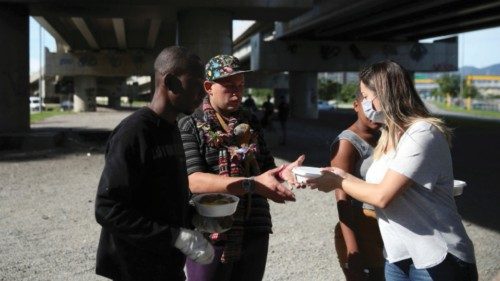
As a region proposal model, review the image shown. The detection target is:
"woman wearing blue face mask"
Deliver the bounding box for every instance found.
[307,60,477,281]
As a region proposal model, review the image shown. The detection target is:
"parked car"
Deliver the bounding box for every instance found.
[29,96,43,112]
[60,100,74,111]
[317,100,335,111]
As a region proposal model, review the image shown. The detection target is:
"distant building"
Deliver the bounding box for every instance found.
[465,75,500,97]
[414,74,500,99]
[414,74,439,99]
[318,72,359,84]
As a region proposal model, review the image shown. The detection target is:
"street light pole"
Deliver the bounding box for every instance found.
[459,34,464,99]
[38,22,45,110]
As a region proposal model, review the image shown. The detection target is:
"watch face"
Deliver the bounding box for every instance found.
[243,179,250,189]
[242,178,254,192]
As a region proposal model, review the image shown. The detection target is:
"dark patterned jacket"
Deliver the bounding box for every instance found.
[178,108,275,233]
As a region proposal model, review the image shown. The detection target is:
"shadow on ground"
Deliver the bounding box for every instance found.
[445,117,500,232]
[0,128,111,162]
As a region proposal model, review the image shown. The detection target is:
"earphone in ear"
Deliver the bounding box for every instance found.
[163,76,169,88]
[164,74,183,93]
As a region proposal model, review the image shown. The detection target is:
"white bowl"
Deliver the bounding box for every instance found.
[453,180,467,196]
[192,193,240,218]
[292,166,323,184]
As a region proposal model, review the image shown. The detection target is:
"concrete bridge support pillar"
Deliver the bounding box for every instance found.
[107,91,121,109]
[74,76,97,112]
[43,78,56,101]
[177,9,232,63]
[107,79,127,109]
[0,5,29,133]
[289,72,318,119]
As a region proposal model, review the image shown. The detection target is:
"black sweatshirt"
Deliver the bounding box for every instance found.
[95,107,190,281]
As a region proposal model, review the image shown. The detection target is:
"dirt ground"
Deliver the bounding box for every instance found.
[0,108,499,280]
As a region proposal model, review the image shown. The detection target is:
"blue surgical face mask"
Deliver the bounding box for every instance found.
[361,98,385,124]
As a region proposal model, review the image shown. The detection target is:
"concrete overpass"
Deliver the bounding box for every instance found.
[234,0,500,118]
[0,0,312,133]
[1,0,500,133]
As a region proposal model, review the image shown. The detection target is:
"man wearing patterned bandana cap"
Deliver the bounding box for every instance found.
[178,54,305,281]
[204,54,252,82]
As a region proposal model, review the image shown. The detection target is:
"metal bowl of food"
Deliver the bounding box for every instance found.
[192,193,240,217]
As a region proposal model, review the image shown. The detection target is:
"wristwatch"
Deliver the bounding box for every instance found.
[242,177,255,194]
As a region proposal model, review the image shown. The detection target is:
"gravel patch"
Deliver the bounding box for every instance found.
[0,152,106,281]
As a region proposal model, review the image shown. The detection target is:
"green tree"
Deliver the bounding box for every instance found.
[431,88,440,97]
[340,82,358,102]
[247,88,273,105]
[461,81,479,99]
[436,74,460,97]
[318,78,341,101]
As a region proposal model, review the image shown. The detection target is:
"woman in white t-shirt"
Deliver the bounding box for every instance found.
[307,60,477,281]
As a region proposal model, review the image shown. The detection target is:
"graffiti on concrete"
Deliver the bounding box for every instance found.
[107,54,122,68]
[349,44,367,60]
[47,51,155,76]
[432,63,457,71]
[320,45,341,60]
[382,44,398,56]
[410,43,427,61]
[78,54,97,67]
[59,58,73,66]
[132,52,145,70]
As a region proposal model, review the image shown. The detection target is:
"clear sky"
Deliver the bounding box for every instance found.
[29,17,55,74]
[457,26,500,68]
[232,20,255,40]
[29,18,500,74]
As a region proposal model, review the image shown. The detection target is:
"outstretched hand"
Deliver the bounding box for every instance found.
[306,167,345,193]
[329,166,348,179]
[280,154,306,189]
[254,166,296,203]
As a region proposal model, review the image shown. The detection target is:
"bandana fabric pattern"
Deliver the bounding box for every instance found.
[205,55,250,81]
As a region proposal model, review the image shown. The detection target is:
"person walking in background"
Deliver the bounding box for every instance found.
[127,94,134,107]
[277,96,290,145]
[94,46,214,281]
[307,60,477,281]
[261,94,274,130]
[179,54,304,281]
[243,93,258,113]
[330,91,384,281]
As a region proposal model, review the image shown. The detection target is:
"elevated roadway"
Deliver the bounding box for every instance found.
[1,0,500,132]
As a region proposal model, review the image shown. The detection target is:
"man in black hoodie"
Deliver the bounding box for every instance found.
[95,46,214,281]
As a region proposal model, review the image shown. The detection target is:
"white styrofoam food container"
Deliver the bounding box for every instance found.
[453,180,467,196]
[292,166,323,184]
[192,193,240,217]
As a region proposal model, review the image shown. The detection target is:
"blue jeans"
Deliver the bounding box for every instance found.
[385,254,478,281]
